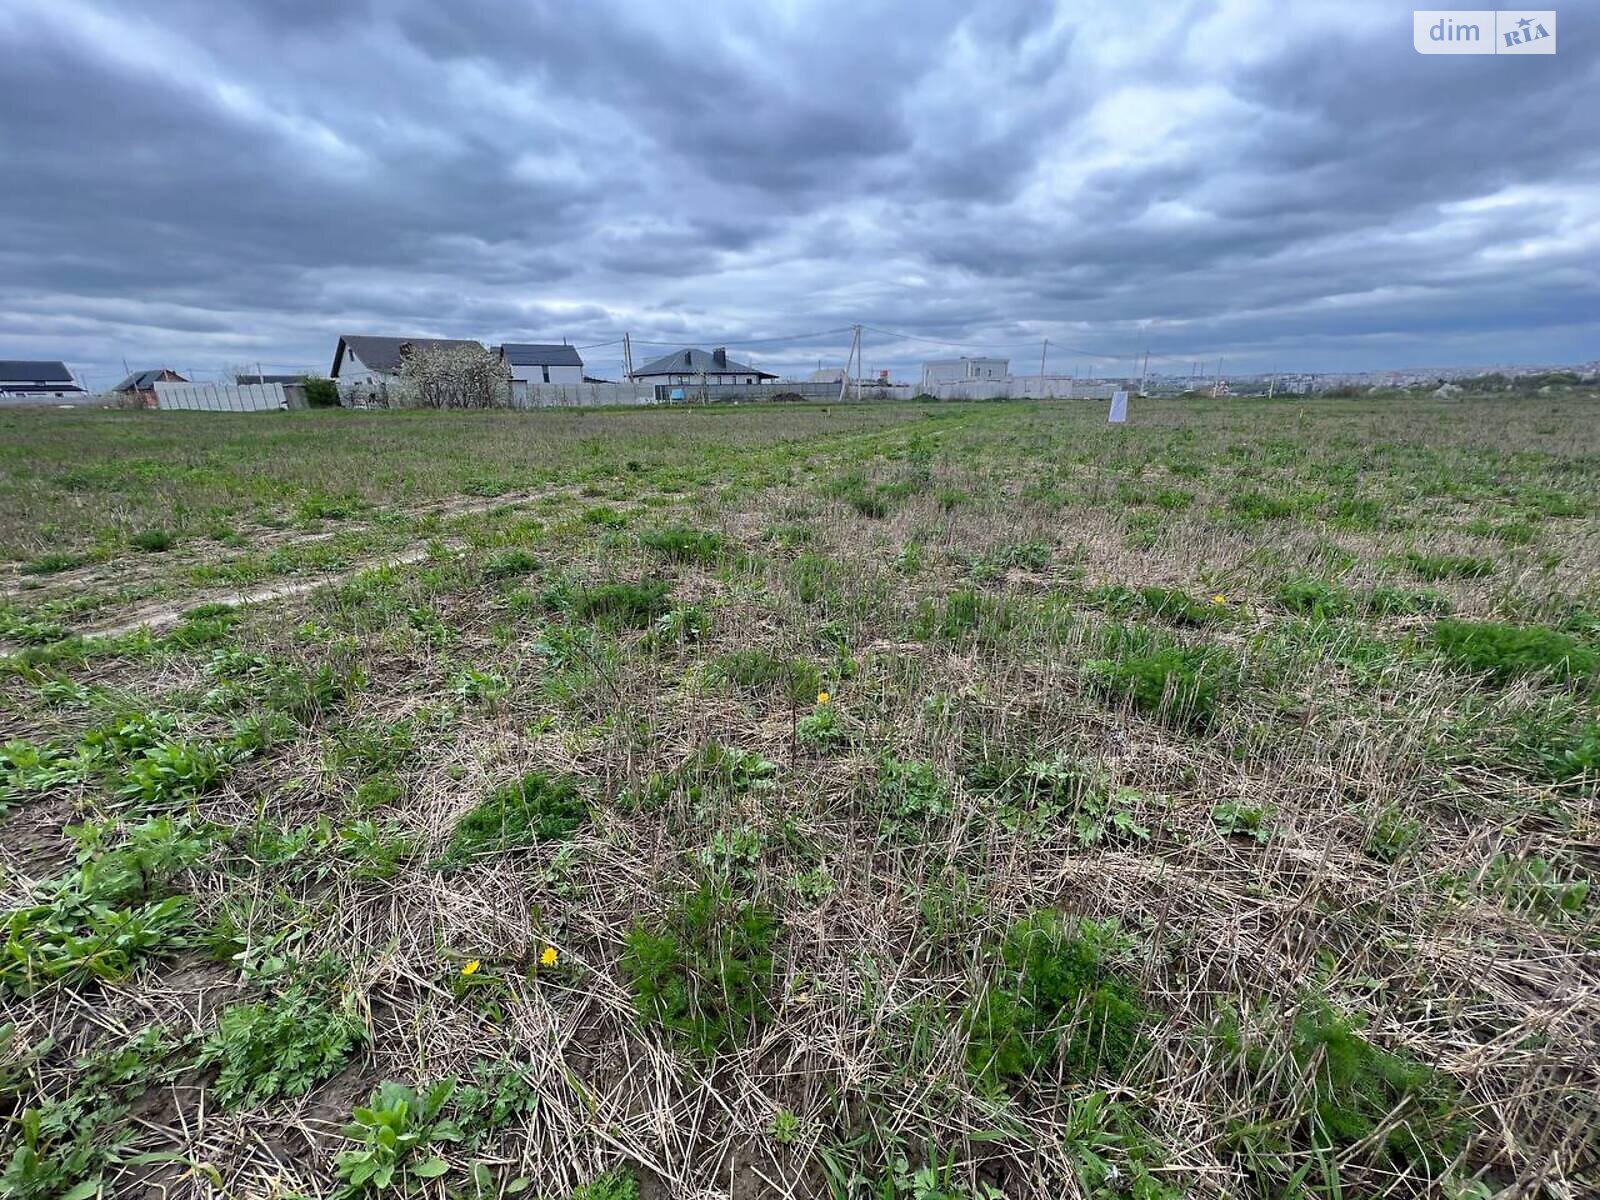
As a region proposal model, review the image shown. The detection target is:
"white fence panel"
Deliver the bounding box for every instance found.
[154,381,288,412]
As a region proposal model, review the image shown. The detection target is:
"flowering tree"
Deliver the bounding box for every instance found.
[395,343,510,409]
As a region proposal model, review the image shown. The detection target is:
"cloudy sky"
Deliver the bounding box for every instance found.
[2,0,1595,387]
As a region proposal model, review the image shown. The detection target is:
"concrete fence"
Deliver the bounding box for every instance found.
[154,381,293,411]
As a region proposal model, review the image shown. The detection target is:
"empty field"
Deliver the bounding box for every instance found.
[2,394,1596,1200]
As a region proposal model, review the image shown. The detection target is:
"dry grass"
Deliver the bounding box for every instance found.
[1,393,1597,1200]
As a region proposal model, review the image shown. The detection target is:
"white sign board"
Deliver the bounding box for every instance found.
[1108,390,1128,424]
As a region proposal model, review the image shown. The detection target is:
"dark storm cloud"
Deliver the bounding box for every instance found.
[1,0,1595,387]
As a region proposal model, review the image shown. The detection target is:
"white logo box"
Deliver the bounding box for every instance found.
[1414,10,1556,54]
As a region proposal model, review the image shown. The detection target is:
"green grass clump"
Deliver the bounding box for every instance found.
[202,967,366,1108]
[1276,578,1358,619]
[20,552,81,576]
[965,913,1150,1087]
[129,528,175,552]
[1431,619,1596,681]
[1292,999,1464,1163]
[1094,583,1227,627]
[483,548,538,581]
[707,649,820,703]
[622,881,779,1059]
[1218,998,1465,1170]
[917,587,1012,642]
[437,773,588,872]
[640,525,726,563]
[1082,630,1234,729]
[563,580,672,627]
[1404,550,1495,581]
[572,1169,639,1200]
[823,471,890,518]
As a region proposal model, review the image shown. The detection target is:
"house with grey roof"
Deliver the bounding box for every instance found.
[330,335,484,385]
[0,360,85,399]
[497,343,584,387]
[630,347,777,386]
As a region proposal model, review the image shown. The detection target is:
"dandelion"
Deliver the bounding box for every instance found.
[461,960,481,976]
[540,946,559,967]
[1211,594,1228,605]
[816,690,830,705]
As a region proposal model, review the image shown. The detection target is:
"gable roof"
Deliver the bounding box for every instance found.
[333,335,482,376]
[112,368,185,392]
[632,347,777,379]
[499,343,584,368]
[0,360,73,384]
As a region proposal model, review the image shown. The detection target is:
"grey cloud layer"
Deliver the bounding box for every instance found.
[1,0,1594,385]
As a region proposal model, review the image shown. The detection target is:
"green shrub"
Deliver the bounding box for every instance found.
[641,525,726,563]
[437,773,588,872]
[622,882,779,1059]
[303,377,340,408]
[1404,551,1495,581]
[203,970,366,1108]
[707,649,820,703]
[1431,619,1596,681]
[965,913,1150,1087]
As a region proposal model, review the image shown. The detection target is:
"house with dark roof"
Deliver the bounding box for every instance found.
[497,343,584,388]
[0,360,85,399]
[630,347,777,386]
[111,368,186,406]
[330,335,484,385]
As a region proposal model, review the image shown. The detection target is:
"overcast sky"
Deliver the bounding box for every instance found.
[2,0,1595,387]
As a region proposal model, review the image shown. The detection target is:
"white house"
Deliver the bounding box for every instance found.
[0,360,85,399]
[330,335,484,385]
[498,343,584,390]
[631,347,777,386]
[920,357,1009,388]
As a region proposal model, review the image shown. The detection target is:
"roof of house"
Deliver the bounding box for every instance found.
[632,348,777,379]
[499,343,583,368]
[333,335,482,376]
[112,369,185,392]
[235,373,305,385]
[0,360,74,384]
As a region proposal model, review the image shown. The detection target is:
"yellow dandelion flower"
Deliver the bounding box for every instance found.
[540,946,559,967]
[461,960,481,976]
[1211,594,1228,605]
[816,690,830,705]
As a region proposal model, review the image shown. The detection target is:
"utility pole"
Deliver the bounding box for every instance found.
[1214,357,1225,397]
[1139,349,1149,396]
[1268,366,1277,398]
[623,333,634,381]
[853,324,863,402]
[1039,338,1048,383]
[837,327,857,404]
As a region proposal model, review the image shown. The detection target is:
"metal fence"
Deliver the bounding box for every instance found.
[154,381,291,411]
